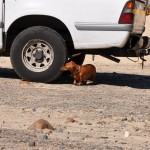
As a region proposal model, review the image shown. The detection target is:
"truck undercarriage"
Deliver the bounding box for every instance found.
[70,35,150,66]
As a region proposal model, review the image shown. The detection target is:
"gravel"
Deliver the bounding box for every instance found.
[0,53,150,149]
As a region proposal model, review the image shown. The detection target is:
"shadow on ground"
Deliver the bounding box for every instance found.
[0,68,149,89]
[54,72,150,89]
[0,68,19,79]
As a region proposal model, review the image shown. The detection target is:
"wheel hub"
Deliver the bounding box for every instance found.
[33,49,44,60]
[22,40,54,72]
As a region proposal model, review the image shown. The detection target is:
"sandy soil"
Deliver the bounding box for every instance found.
[0,17,150,150]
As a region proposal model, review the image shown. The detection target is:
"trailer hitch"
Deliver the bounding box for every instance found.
[132,36,150,69]
[139,49,150,69]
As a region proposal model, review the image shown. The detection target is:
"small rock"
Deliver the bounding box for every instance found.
[101,136,109,139]
[117,147,123,150]
[128,117,134,122]
[56,127,64,133]
[32,108,36,112]
[121,118,128,121]
[85,135,90,138]
[124,131,130,138]
[129,112,134,115]
[105,146,111,149]
[135,128,140,132]
[29,140,36,147]
[82,137,85,140]
[97,121,105,125]
[85,122,92,125]
[66,117,76,123]
[27,119,54,131]
[59,143,65,150]
[120,142,127,144]
[79,123,83,125]
[43,135,48,140]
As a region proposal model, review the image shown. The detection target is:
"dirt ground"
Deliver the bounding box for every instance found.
[0,18,150,150]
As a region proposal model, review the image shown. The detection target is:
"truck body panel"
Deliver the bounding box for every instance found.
[4,0,131,49]
[0,0,149,82]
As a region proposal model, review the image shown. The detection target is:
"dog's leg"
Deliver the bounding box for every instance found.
[87,77,96,85]
[91,74,96,84]
[77,82,81,86]
[77,78,83,86]
[84,80,87,85]
[77,76,84,86]
[73,80,77,85]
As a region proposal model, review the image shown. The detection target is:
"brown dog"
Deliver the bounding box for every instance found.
[61,61,96,85]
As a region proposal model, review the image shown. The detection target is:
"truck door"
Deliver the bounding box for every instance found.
[0,0,3,50]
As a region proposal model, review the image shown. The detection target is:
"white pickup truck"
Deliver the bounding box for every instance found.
[0,0,149,82]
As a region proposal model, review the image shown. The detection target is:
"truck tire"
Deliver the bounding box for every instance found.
[10,26,68,82]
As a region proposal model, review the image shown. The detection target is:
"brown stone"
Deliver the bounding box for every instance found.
[27,119,54,130]
[29,140,36,146]
[66,117,76,123]
[85,122,92,125]
[97,121,105,125]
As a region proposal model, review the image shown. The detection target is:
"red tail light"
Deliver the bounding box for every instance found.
[119,1,135,24]
[119,13,134,24]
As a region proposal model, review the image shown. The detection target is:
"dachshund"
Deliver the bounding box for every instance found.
[61,61,96,85]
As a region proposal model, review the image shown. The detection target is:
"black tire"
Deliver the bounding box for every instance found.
[10,26,68,82]
[68,54,85,65]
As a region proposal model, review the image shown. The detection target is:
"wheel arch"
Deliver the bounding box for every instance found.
[5,15,75,54]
